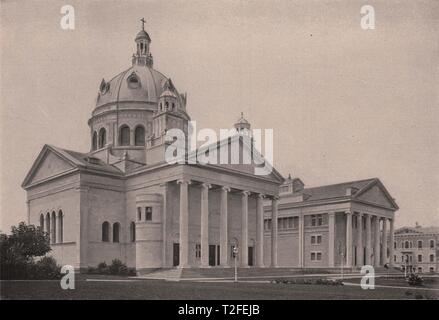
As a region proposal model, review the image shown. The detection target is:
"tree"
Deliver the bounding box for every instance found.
[1,222,57,280]
[4,222,51,262]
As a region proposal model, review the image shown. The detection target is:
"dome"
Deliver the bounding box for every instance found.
[95,64,174,108]
[135,29,151,42]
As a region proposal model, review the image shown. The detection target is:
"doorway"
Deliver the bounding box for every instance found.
[208,245,220,266]
[173,243,179,267]
[248,247,254,266]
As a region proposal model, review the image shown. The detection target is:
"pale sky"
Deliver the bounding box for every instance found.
[1,0,438,231]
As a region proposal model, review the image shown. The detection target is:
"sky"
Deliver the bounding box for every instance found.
[1,0,438,231]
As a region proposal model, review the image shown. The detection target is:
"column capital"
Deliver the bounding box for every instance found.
[177,179,191,185]
[221,186,230,192]
[328,211,336,217]
[345,210,352,215]
[257,193,266,199]
[201,182,211,189]
[241,190,251,196]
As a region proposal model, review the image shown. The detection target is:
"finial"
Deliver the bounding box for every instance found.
[140,18,146,30]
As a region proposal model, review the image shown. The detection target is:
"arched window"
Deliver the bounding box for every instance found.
[40,214,44,230]
[405,241,409,249]
[430,254,434,262]
[92,132,98,151]
[113,222,120,243]
[130,221,136,242]
[102,221,110,242]
[172,103,175,111]
[119,125,130,146]
[135,126,145,146]
[51,211,56,243]
[58,210,63,243]
[45,212,50,240]
[98,128,106,148]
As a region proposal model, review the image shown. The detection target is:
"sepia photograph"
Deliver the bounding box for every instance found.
[0,0,438,309]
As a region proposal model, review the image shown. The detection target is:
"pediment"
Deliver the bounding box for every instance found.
[188,135,284,183]
[355,181,398,210]
[22,146,77,187]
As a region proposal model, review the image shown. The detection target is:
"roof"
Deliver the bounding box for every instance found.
[50,145,122,175]
[395,226,439,235]
[22,145,123,188]
[95,64,169,108]
[301,178,376,201]
[280,177,399,210]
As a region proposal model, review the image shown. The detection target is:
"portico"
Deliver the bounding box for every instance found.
[174,172,281,269]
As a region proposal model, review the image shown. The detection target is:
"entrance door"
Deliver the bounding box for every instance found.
[209,245,216,266]
[173,243,179,267]
[248,247,254,266]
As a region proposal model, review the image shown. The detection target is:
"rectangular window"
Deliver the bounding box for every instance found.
[311,235,322,244]
[418,255,422,262]
[418,241,423,249]
[264,219,272,231]
[195,244,201,259]
[137,207,142,221]
[317,235,322,244]
[311,215,316,226]
[145,207,152,221]
[288,217,293,229]
[317,215,323,226]
[311,251,322,261]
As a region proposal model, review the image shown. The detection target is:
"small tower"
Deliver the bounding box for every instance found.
[234,112,251,135]
[132,18,153,67]
[146,79,189,165]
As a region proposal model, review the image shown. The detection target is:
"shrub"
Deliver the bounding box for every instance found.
[97,262,109,274]
[109,259,124,275]
[407,273,424,286]
[33,256,62,279]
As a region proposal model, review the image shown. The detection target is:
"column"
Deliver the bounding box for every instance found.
[130,129,135,146]
[271,197,279,267]
[298,215,304,268]
[220,186,230,267]
[200,183,211,268]
[345,211,352,267]
[178,179,190,268]
[357,213,363,266]
[52,213,57,244]
[256,194,265,267]
[374,216,381,267]
[328,212,335,267]
[382,218,388,265]
[389,218,395,267]
[77,187,89,270]
[241,191,250,267]
[365,214,372,265]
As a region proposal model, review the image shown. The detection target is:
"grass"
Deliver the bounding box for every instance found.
[1,274,438,300]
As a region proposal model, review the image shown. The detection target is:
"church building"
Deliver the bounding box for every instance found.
[22,23,398,273]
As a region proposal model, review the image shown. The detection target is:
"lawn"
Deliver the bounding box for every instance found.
[1,274,438,300]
